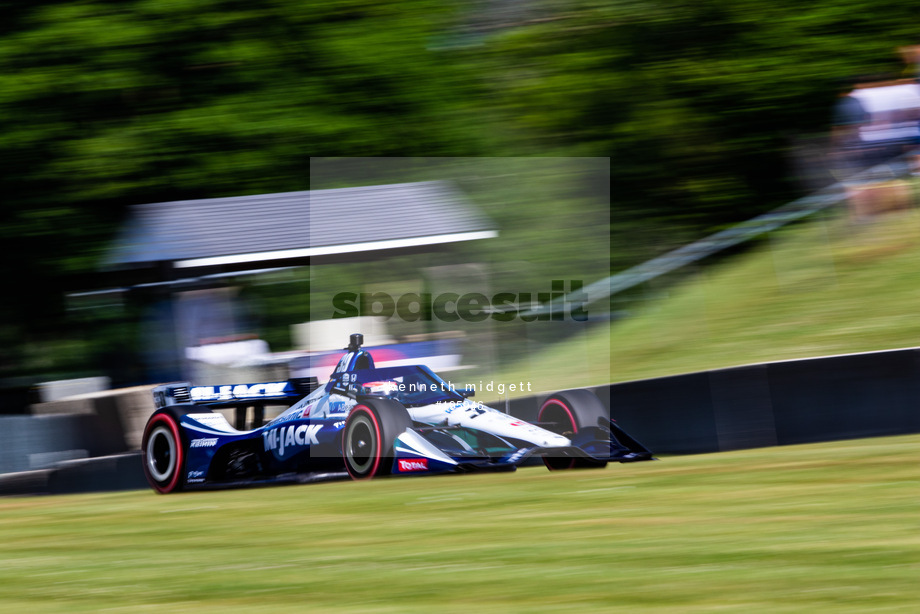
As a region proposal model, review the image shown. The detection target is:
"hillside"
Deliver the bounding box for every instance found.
[479,205,920,396]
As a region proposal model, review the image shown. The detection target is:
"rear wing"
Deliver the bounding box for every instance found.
[153,377,320,410]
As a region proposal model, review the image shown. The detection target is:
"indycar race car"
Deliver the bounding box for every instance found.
[142,334,653,493]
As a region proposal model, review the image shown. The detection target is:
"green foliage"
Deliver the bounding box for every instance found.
[481,0,920,259]
[3,0,920,382]
[0,0,486,340]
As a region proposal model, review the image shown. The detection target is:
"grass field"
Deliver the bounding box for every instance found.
[1,434,917,613]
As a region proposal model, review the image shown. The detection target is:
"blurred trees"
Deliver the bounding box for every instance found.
[1,0,919,380]
[0,0,485,340]
[478,0,920,263]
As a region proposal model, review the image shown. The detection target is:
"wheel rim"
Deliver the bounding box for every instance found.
[147,425,176,482]
[345,411,379,477]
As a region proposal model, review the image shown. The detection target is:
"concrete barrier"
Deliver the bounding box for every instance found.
[36,376,110,403]
[0,415,93,474]
[0,386,157,495]
[30,385,158,452]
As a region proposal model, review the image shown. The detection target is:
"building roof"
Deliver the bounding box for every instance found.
[106,181,496,273]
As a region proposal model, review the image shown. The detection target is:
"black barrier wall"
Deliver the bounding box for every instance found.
[596,374,721,454]
[569,348,920,455]
[4,347,920,496]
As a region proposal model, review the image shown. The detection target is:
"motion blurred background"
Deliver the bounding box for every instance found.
[3,0,920,411]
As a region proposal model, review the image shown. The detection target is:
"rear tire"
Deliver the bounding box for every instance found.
[343,399,411,480]
[538,389,608,471]
[142,408,190,493]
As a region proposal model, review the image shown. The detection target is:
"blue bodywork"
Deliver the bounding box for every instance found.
[143,335,653,492]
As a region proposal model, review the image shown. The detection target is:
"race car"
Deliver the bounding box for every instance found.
[141,333,653,493]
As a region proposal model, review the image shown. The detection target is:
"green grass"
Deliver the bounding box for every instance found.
[1,435,918,613]
[478,208,920,396]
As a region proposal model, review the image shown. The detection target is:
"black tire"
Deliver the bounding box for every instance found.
[141,406,194,494]
[342,398,412,480]
[538,389,609,471]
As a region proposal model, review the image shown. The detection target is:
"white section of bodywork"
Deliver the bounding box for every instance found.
[409,399,570,448]
[394,430,458,465]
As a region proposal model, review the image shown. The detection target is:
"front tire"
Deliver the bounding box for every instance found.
[142,409,188,493]
[343,399,411,480]
[538,389,608,471]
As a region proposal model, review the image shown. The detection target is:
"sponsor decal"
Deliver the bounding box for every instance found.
[187,413,235,432]
[190,382,288,402]
[187,470,205,479]
[268,409,303,426]
[262,424,322,457]
[334,352,354,373]
[190,438,218,448]
[397,458,429,472]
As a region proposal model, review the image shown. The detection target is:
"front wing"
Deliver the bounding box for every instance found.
[175,413,652,490]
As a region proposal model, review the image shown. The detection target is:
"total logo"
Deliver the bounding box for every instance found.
[190,382,288,402]
[397,458,429,472]
[263,424,322,457]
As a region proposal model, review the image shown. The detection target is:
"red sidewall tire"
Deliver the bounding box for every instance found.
[342,399,412,481]
[539,398,578,470]
[539,390,608,471]
[343,405,383,480]
[142,411,186,494]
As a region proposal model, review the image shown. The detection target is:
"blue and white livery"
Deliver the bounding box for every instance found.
[141,334,653,493]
